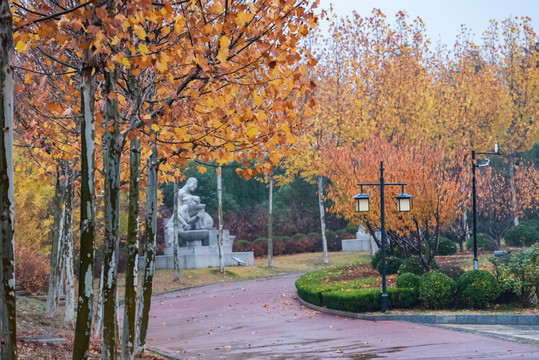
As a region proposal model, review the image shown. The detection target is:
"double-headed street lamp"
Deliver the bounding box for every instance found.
[471,143,502,270]
[353,161,413,313]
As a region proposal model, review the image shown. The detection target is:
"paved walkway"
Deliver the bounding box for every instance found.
[146,274,539,359]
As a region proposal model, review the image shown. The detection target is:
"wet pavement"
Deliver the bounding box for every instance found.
[145,274,539,359]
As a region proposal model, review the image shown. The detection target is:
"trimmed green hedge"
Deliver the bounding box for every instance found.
[295,267,419,312]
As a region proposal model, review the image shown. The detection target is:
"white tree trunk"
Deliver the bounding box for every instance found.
[267,174,274,268]
[218,166,225,273]
[62,167,75,328]
[318,176,329,265]
[173,178,180,280]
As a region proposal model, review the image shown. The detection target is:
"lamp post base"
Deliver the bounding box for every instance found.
[473,258,478,270]
[381,293,388,313]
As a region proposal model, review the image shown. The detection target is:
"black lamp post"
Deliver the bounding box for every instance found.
[353,161,413,313]
[471,143,502,270]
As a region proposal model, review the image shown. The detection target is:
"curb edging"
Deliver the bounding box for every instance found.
[297,297,539,325]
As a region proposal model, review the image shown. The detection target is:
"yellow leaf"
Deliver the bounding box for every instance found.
[246,127,258,138]
[197,165,207,174]
[16,41,25,53]
[139,44,149,55]
[121,57,130,67]
[151,124,159,132]
[253,93,263,107]
[220,35,230,48]
[134,25,147,40]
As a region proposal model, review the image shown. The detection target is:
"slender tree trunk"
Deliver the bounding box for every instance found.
[92,265,104,340]
[102,70,122,360]
[317,176,329,265]
[47,166,64,319]
[121,139,140,360]
[135,139,159,356]
[508,153,519,226]
[73,49,97,360]
[0,3,16,357]
[218,166,225,273]
[173,177,180,280]
[62,166,75,328]
[267,173,274,268]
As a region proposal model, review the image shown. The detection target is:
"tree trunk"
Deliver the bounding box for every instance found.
[218,166,225,273]
[267,173,274,268]
[135,139,159,356]
[0,3,16,357]
[62,165,75,328]
[121,139,140,360]
[318,176,329,265]
[173,177,180,280]
[101,70,122,360]
[92,265,104,340]
[508,153,519,226]
[73,49,97,360]
[47,166,64,319]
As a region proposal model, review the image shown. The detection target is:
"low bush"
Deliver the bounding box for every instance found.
[419,272,456,309]
[504,225,539,247]
[15,244,50,295]
[253,237,267,244]
[465,233,498,251]
[456,270,500,308]
[397,272,421,290]
[438,264,465,281]
[398,256,428,276]
[437,237,458,255]
[345,225,358,234]
[321,287,418,312]
[378,256,403,275]
[292,233,307,240]
[371,249,382,270]
[307,232,320,238]
[489,244,539,306]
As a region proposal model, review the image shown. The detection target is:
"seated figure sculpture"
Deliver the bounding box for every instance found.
[166,177,213,245]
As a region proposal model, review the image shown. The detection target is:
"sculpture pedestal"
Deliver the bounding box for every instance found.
[139,226,254,270]
[342,227,380,256]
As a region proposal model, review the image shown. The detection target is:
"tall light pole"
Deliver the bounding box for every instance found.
[353,161,413,313]
[471,143,502,270]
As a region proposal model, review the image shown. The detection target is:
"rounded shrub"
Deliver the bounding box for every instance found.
[397,272,421,290]
[253,237,267,244]
[371,249,382,270]
[307,232,320,238]
[438,264,465,281]
[465,233,498,251]
[419,272,456,309]
[456,270,500,308]
[437,237,458,255]
[292,233,307,240]
[378,256,404,275]
[504,225,539,247]
[398,256,428,276]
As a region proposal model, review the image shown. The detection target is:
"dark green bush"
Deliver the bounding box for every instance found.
[378,256,404,275]
[325,230,337,238]
[335,229,346,235]
[371,249,382,270]
[504,225,539,247]
[321,287,418,312]
[292,233,307,240]
[307,232,320,238]
[456,270,500,308]
[465,233,498,251]
[419,272,456,309]
[253,237,267,243]
[437,236,458,255]
[398,256,428,276]
[396,273,421,293]
[235,239,248,247]
[345,225,358,234]
[438,264,465,281]
[489,244,539,306]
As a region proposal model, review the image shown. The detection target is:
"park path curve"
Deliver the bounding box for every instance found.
[146,273,539,359]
